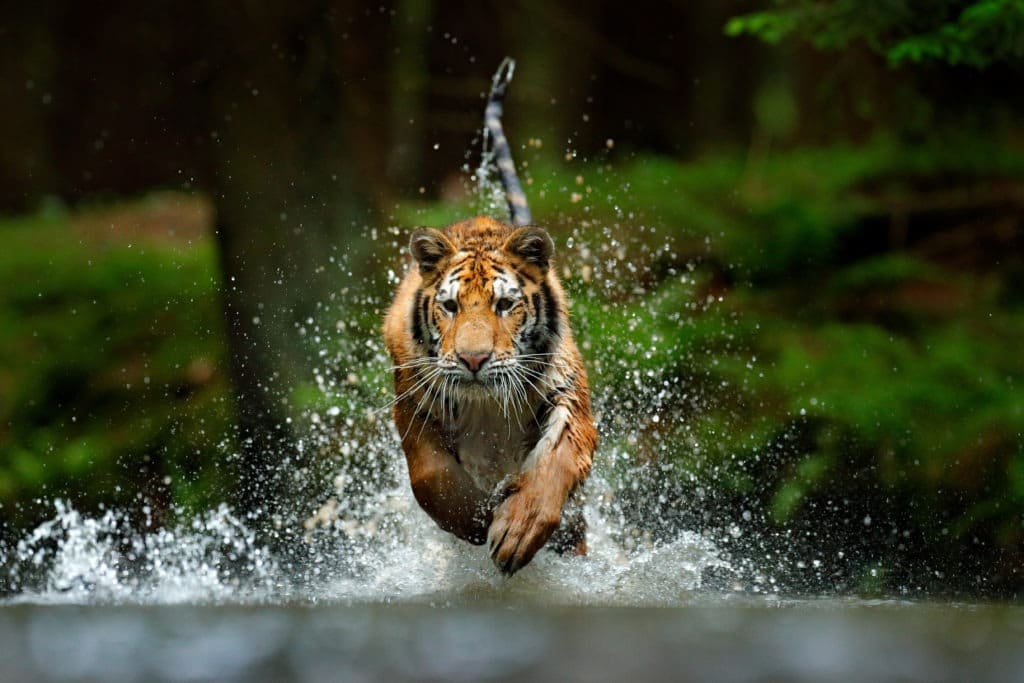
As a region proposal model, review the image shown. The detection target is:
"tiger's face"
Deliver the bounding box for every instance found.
[408,225,559,399]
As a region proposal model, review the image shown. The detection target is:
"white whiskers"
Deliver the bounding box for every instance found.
[386,351,560,443]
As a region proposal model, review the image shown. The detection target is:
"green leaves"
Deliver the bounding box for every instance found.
[0,199,232,529]
[888,0,1024,67]
[727,0,1024,69]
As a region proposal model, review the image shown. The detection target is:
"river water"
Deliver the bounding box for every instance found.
[3,600,1024,682]
[4,469,1024,682]
[4,141,1022,683]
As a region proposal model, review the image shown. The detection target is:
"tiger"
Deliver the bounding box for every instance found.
[382,59,597,575]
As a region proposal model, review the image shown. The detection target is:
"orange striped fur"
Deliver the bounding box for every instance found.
[383,216,596,574]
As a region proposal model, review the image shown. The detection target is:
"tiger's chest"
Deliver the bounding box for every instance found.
[452,403,536,492]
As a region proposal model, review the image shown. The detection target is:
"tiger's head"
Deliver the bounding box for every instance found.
[407,220,561,400]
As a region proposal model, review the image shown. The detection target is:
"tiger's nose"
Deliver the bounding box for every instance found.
[458,352,490,373]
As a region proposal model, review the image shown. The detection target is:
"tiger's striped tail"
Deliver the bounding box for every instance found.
[484,58,532,227]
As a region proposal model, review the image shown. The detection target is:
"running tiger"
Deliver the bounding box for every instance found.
[382,59,597,574]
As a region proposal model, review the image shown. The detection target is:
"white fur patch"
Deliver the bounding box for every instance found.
[436,271,461,305]
[522,405,569,472]
[492,274,517,298]
[492,274,522,311]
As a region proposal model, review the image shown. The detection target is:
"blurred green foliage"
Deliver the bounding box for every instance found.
[585,143,1024,594]
[727,0,1024,68]
[0,197,233,532]
[2,0,1022,601]
[399,133,1024,594]
[3,135,1024,595]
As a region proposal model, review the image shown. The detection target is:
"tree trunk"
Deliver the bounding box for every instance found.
[388,0,434,189]
[203,2,374,534]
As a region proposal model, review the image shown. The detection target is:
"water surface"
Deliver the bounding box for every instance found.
[3,600,1023,682]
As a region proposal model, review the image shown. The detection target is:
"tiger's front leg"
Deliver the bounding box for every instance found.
[488,403,596,574]
[395,401,491,545]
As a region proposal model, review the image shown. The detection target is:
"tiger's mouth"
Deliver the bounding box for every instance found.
[430,359,540,415]
[446,370,490,385]
[442,364,516,386]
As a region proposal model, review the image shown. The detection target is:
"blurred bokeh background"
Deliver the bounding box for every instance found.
[1,1,1023,597]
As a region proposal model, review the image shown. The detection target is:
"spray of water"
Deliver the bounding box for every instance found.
[2,142,739,607]
[6,466,727,606]
[7,501,276,604]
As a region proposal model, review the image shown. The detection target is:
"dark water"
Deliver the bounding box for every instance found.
[2,600,1023,682]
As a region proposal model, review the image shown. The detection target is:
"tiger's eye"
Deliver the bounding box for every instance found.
[441,299,458,314]
[496,298,514,313]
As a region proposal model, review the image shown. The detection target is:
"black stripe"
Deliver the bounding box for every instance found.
[484,59,532,226]
[533,401,553,433]
[519,292,542,349]
[530,292,541,319]
[540,280,561,338]
[528,328,548,353]
[422,295,434,347]
[411,292,426,345]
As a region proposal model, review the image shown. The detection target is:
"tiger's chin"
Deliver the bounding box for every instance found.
[447,373,533,414]
[452,376,507,398]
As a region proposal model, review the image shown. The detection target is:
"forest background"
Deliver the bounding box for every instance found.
[1,1,1023,597]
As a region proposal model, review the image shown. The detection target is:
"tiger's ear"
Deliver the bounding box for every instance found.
[410,228,456,276]
[503,227,554,272]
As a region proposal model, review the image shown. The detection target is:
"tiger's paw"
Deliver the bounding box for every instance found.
[487,488,562,575]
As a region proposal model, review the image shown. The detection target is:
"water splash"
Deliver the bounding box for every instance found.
[2,131,740,608]
[4,436,729,606]
[4,350,732,606]
[303,456,727,606]
[7,502,275,604]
